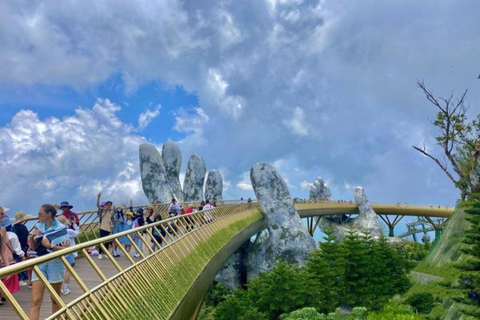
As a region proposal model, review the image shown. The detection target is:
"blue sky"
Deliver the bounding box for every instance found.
[0,0,479,215]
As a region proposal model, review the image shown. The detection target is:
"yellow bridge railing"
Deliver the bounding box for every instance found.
[0,203,263,320]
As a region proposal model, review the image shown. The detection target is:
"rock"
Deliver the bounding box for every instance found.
[216,163,318,289]
[309,177,333,201]
[351,187,383,237]
[162,141,184,202]
[318,186,382,240]
[205,170,223,202]
[139,143,174,204]
[183,154,206,202]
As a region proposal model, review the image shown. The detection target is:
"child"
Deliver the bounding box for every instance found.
[120,211,135,254]
[57,215,79,295]
[112,207,124,258]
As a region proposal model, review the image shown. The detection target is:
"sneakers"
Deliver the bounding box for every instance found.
[98,254,103,260]
[133,253,140,258]
[61,289,71,296]
[19,281,28,287]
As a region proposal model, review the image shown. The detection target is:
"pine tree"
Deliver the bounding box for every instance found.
[248,261,307,320]
[455,196,480,317]
[341,229,371,308]
[304,227,345,313]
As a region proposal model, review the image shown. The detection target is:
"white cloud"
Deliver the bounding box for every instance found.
[0,0,471,208]
[174,107,210,149]
[283,107,310,137]
[0,99,149,213]
[300,180,312,190]
[236,171,253,191]
[138,105,161,130]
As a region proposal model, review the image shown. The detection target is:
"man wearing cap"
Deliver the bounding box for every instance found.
[96,192,114,260]
[60,201,80,225]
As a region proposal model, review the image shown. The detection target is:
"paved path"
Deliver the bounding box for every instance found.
[1,252,142,320]
[410,271,443,284]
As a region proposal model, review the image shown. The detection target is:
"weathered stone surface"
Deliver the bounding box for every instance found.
[351,187,383,237]
[318,186,382,240]
[162,141,184,202]
[183,154,206,202]
[139,143,174,204]
[205,170,223,202]
[309,177,333,201]
[216,163,318,289]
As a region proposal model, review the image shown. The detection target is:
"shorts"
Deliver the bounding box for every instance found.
[31,259,65,284]
[66,254,75,266]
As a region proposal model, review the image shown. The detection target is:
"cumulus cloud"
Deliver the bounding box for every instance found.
[0,99,150,213]
[236,171,253,191]
[0,0,475,207]
[138,105,161,130]
[300,180,313,190]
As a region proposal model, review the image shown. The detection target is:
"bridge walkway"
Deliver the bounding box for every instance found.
[1,254,134,319]
[0,204,265,320]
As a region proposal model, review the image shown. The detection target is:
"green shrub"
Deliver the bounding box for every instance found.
[405,292,435,314]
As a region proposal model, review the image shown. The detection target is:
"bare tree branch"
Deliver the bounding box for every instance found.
[412,145,459,187]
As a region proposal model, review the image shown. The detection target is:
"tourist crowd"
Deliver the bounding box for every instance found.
[0,194,222,319]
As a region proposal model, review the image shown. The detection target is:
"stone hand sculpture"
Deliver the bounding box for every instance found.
[183,154,207,202]
[162,141,184,202]
[318,186,383,240]
[139,143,175,204]
[216,162,318,289]
[205,170,224,202]
[140,141,223,204]
[309,177,333,201]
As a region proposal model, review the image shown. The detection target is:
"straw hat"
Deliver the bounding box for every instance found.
[13,211,34,223]
[126,211,134,218]
[56,215,69,225]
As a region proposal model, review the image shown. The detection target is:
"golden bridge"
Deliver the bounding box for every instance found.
[0,201,453,319]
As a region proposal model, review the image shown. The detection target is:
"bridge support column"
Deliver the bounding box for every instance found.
[424,216,449,243]
[378,215,404,237]
[239,240,250,290]
[388,226,395,238]
[304,217,322,237]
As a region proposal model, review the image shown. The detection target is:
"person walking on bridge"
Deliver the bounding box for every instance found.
[29,204,70,320]
[0,207,13,231]
[96,193,114,260]
[59,201,79,225]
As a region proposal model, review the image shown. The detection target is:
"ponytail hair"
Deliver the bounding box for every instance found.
[41,204,57,219]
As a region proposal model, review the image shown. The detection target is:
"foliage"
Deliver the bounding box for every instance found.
[204,282,233,307]
[400,240,431,268]
[247,261,308,319]
[405,293,435,314]
[366,302,420,320]
[413,81,480,199]
[454,195,480,317]
[210,227,411,320]
[280,307,325,320]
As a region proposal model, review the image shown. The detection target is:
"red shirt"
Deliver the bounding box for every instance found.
[61,210,80,225]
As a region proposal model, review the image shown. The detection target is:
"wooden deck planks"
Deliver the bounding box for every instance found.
[0,251,145,320]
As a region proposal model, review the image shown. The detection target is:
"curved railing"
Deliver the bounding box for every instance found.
[294,201,453,218]
[0,203,264,319]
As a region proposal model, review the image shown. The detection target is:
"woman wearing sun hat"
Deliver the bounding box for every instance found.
[12,211,34,286]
